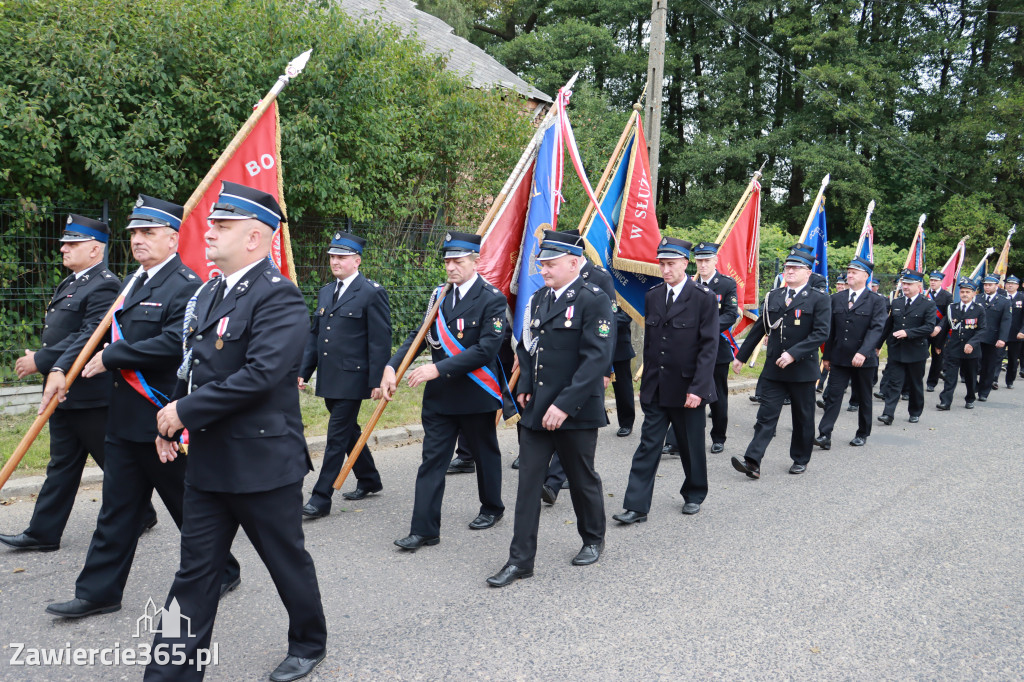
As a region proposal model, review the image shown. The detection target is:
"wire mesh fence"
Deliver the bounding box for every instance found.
[0,200,452,388]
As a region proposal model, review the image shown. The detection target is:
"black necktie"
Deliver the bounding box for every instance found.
[667,289,676,307]
[333,281,343,304]
[785,288,794,305]
[849,293,855,309]
[136,271,149,290]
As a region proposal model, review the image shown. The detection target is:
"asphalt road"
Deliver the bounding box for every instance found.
[1,385,1022,680]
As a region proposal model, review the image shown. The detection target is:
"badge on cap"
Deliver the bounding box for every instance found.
[135,197,144,207]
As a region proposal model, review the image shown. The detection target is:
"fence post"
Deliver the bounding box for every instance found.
[102,198,110,266]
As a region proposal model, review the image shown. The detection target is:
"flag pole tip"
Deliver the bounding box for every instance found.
[821,174,830,187]
[632,103,643,112]
[867,199,876,212]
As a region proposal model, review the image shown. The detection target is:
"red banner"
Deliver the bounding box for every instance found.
[178,101,294,282]
[478,160,535,299]
[939,239,966,291]
[717,181,761,337]
[612,118,661,277]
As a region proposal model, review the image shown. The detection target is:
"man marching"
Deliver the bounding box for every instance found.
[299,230,391,516]
[975,274,1011,401]
[384,231,508,550]
[146,182,327,682]
[730,243,831,478]
[46,196,240,620]
[877,270,938,425]
[1003,276,1024,388]
[612,237,718,526]
[937,278,986,410]
[925,272,954,392]
[814,256,887,450]
[487,230,613,587]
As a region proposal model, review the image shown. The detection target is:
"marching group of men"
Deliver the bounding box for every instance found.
[4,180,1024,680]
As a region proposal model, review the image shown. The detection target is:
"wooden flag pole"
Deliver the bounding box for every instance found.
[797,174,830,244]
[0,52,313,492]
[332,75,581,491]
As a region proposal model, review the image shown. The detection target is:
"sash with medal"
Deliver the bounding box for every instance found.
[434,290,517,421]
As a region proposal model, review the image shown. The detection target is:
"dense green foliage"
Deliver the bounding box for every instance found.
[445,0,1023,271]
[0,0,534,225]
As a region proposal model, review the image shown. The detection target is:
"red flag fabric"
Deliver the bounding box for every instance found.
[178,101,294,282]
[478,160,535,299]
[902,226,925,272]
[717,180,761,337]
[612,118,661,277]
[939,239,966,291]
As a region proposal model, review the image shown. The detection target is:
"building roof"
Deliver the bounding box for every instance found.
[338,0,553,103]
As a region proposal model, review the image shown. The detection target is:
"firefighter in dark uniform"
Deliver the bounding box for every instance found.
[1003,276,1024,388]
[925,272,954,391]
[730,243,831,478]
[975,274,1011,400]
[384,231,508,550]
[299,231,391,516]
[487,230,614,587]
[814,256,887,450]
[45,196,240,620]
[937,278,986,410]
[0,216,157,552]
[539,249,616,504]
[877,270,938,425]
[612,237,718,525]
[146,182,327,682]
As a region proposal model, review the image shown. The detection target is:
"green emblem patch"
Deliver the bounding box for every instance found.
[493,318,503,334]
[597,320,611,338]
[611,301,619,313]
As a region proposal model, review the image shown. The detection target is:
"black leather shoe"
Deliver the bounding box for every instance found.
[849,437,866,447]
[816,399,825,409]
[616,426,632,437]
[662,444,679,457]
[219,576,241,598]
[901,393,909,401]
[789,463,807,474]
[0,532,59,552]
[269,652,326,682]
[394,534,440,550]
[926,385,935,392]
[142,516,158,532]
[446,459,475,474]
[936,403,950,411]
[877,414,893,425]
[873,391,885,400]
[730,456,760,479]
[965,401,975,409]
[301,503,328,519]
[511,457,520,470]
[1005,384,1014,389]
[748,394,761,403]
[681,502,701,515]
[486,564,533,587]
[541,485,558,505]
[560,480,570,489]
[571,543,603,566]
[909,415,920,423]
[814,435,831,450]
[469,513,502,530]
[612,510,647,524]
[846,404,858,412]
[992,382,999,391]
[45,598,121,619]
[710,442,725,454]
[342,486,382,501]
[976,396,987,402]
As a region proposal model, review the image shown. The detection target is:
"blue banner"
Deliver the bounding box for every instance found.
[808,200,829,291]
[581,135,661,322]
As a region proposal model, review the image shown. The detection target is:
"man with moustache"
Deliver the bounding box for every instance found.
[1003,276,1024,388]
[299,230,391,516]
[0,216,158,552]
[937,278,986,410]
[877,270,938,425]
[487,231,613,587]
[730,243,831,478]
[45,196,240,620]
[384,231,508,550]
[814,256,887,450]
[146,182,327,682]
[925,272,954,392]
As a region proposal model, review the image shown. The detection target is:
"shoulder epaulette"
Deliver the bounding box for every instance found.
[178,267,198,281]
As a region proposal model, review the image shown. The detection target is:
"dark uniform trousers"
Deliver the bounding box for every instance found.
[708,362,730,444]
[818,365,874,439]
[977,344,1003,397]
[146,261,326,680]
[144,482,325,682]
[612,358,636,428]
[413,407,503,537]
[940,353,979,405]
[75,257,239,603]
[623,401,707,513]
[882,360,927,417]
[310,398,381,509]
[926,344,945,388]
[1006,340,1024,386]
[735,285,831,466]
[925,289,953,389]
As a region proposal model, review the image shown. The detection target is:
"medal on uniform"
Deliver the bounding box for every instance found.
[216,316,229,350]
[456,318,465,339]
[794,309,801,326]
[565,306,574,327]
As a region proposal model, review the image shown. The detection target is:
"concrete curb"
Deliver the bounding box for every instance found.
[1,378,760,500]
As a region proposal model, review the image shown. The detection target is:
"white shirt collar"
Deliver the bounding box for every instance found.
[456,273,478,300]
[74,263,102,280]
[906,294,918,306]
[223,259,265,297]
[553,279,573,301]
[126,253,176,294]
[787,282,807,297]
[336,271,359,289]
[667,278,686,300]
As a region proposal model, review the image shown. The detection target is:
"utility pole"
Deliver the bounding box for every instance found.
[644,0,667,192]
